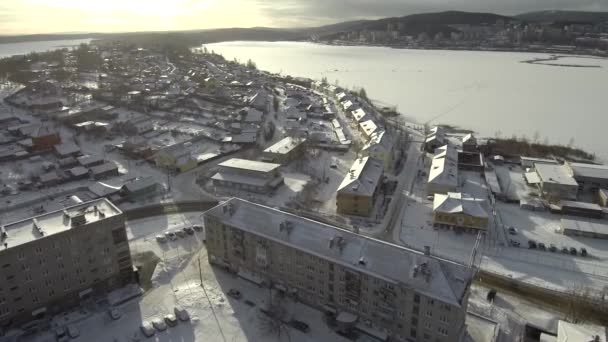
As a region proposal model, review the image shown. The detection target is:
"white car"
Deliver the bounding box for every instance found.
[156,235,167,243]
[173,306,190,321]
[152,318,167,331]
[140,322,155,337]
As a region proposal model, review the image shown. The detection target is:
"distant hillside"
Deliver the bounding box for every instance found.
[516,10,608,24]
[316,11,514,39]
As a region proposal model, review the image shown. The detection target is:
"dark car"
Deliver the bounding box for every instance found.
[289,320,310,333]
[549,244,557,252]
[569,247,577,256]
[227,289,242,300]
[562,247,569,254]
[175,230,186,238]
[244,300,256,307]
[509,239,520,247]
[580,248,588,257]
[538,242,546,251]
[183,227,194,235]
[528,240,537,249]
[192,225,203,232]
[508,227,518,235]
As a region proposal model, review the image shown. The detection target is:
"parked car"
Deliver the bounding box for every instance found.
[509,239,520,247]
[245,300,256,307]
[108,308,122,320]
[549,244,557,252]
[155,235,167,243]
[152,318,167,331]
[538,242,547,251]
[569,247,578,256]
[192,225,203,232]
[580,248,588,257]
[183,227,194,235]
[164,314,178,327]
[289,320,310,333]
[140,322,155,337]
[508,226,518,235]
[528,240,537,249]
[174,307,190,321]
[227,289,242,300]
[175,230,186,238]
[165,231,177,241]
[562,247,570,254]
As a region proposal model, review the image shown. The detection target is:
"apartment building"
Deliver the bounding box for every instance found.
[337,157,384,217]
[0,199,133,327]
[204,198,472,342]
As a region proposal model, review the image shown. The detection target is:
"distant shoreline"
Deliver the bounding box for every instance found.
[520,55,602,68]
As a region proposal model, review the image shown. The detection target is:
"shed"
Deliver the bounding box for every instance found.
[90,162,119,180]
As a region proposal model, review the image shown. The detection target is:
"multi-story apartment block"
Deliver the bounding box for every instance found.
[204,198,473,342]
[0,198,133,327]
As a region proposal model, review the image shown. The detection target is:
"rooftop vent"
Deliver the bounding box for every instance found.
[328,236,346,252]
[223,202,236,216]
[358,257,367,267]
[70,212,87,227]
[279,220,294,235]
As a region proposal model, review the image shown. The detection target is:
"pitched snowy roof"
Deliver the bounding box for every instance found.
[363,130,391,152]
[428,145,458,188]
[337,157,384,197]
[433,192,488,218]
[206,198,473,306]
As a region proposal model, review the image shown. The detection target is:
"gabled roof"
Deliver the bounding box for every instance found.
[337,157,384,197]
[428,145,458,188]
[363,130,391,152]
[433,192,488,218]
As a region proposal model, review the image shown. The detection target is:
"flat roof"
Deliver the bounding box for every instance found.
[205,198,472,306]
[561,218,608,235]
[219,158,280,173]
[263,137,306,156]
[569,162,608,180]
[535,164,578,186]
[428,145,459,188]
[1,198,121,250]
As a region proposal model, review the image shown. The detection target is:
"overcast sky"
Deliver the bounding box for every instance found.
[1,0,607,35]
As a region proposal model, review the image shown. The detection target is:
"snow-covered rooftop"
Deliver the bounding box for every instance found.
[557,320,607,342]
[433,192,488,218]
[535,163,578,186]
[428,144,458,188]
[219,158,280,173]
[0,198,121,250]
[337,157,384,197]
[263,136,306,156]
[206,198,473,306]
[568,162,608,181]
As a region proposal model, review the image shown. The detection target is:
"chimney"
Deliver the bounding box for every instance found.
[424,246,430,256]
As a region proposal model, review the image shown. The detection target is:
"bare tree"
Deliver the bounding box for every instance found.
[259,291,292,341]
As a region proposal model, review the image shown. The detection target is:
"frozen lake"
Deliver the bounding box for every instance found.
[0,38,92,58]
[208,41,608,161]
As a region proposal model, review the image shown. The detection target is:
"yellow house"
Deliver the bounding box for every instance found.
[154,143,198,173]
[362,130,392,170]
[432,192,488,232]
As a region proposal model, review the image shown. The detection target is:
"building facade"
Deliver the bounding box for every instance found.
[0,199,133,327]
[432,193,489,232]
[535,164,579,201]
[211,158,284,193]
[337,157,384,217]
[204,199,472,342]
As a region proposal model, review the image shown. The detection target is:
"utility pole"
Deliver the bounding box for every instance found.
[198,255,203,286]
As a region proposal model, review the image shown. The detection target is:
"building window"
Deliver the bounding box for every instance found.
[414,294,420,303]
[410,329,417,338]
[112,228,127,244]
[411,317,418,326]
